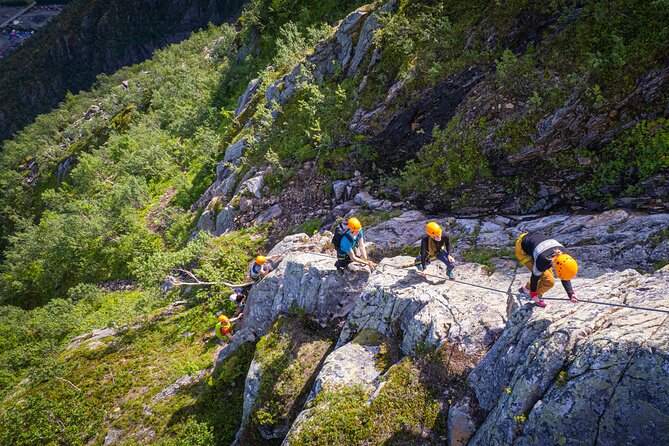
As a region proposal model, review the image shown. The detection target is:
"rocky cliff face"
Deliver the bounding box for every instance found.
[0,0,245,142]
[468,267,669,446]
[185,1,668,251]
[216,210,668,445]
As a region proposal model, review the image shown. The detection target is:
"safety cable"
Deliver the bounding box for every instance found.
[290,250,669,315]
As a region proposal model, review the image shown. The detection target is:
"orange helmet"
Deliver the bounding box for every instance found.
[554,254,578,280]
[348,217,362,231]
[255,255,267,265]
[426,222,442,237]
[217,314,229,323]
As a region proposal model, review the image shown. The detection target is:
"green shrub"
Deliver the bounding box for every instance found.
[462,246,514,272]
[132,225,268,290]
[578,118,669,200]
[293,218,323,235]
[395,116,491,195]
[495,47,540,98]
[374,0,485,86]
[545,0,669,94]
[291,356,449,445]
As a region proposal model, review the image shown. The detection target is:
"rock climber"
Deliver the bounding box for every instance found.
[334,217,373,273]
[229,286,249,317]
[215,313,242,341]
[249,254,282,281]
[412,221,456,280]
[515,232,579,307]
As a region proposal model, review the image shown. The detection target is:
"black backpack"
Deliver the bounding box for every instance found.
[332,222,354,254]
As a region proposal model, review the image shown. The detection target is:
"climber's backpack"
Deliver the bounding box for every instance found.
[332,222,354,255]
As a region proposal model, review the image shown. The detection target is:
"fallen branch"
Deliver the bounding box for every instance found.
[169,269,219,287]
[167,269,255,289]
[55,376,82,392]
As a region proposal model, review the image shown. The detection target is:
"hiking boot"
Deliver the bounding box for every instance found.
[447,270,455,281]
[518,286,530,299]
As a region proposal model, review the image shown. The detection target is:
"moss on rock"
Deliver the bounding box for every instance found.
[289,342,477,445]
[247,315,337,442]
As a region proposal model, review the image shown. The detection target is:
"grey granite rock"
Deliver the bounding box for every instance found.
[215,205,236,235]
[338,257,510,355]
[468,268,669,446]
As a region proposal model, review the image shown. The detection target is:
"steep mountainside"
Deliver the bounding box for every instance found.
[0,0,667,444]
[0,0,245,141]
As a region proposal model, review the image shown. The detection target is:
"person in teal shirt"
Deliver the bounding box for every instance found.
[335,217,372,273]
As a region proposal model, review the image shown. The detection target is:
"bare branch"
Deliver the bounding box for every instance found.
[169,269,219,287]
[55,376,82,392]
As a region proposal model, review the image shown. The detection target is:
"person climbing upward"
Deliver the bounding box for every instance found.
[215,313,242,341]
[334,217,373,273]
[515,232,579,307]
[412,221,456,280]
[229,286,249,317]
[249,254,282,281]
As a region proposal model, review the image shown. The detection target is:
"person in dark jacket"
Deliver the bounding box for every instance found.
[515,232,579,307]
[413,221,456,280]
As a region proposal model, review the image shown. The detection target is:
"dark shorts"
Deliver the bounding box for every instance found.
[335,253,352,269]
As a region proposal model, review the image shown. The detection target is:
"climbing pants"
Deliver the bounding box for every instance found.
[414,251,455,272]
[515,234,555,295]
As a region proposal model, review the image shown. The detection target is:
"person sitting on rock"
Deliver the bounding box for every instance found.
[249,254,282,281]
[215,313,242,341]
[515,232,579,307]
[414,221,456,280]
[334,217,373,273]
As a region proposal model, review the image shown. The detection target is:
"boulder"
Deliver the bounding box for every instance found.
[232,359,262,445]
[195,209,215,232]
[68,327,117,350]
[235,79,260,117]
[307,341,383,401]
[338,257,511,355]
[104,429,124,446]
[347,1,396,76]
[651,240,669,263]
[56,156,76,183]
[336,10,369,69]
[354,190,385,209]
[448,396,478,446]
[362,210,429,254]
[224,137,247,163]
[214,205,236,235]
[150,368,211,403]
[256,203,282,224]
[217,234,370,365]
[237,174,264,198]
[467,268,669,445]
[332,179,350,202]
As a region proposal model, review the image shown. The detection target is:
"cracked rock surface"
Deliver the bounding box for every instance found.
[468,267,669,446]
[338,257,512,355]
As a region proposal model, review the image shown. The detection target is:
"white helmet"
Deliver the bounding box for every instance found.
[229,294,237,302]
